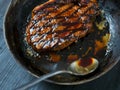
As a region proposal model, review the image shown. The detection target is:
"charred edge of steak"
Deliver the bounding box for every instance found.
[55,0,91,5]
[55,0,79,4]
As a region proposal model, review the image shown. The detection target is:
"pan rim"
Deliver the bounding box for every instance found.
[3,0,120,85]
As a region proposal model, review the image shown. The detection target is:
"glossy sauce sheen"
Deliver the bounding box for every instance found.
[49,53,61,62]
[67,54,79,62]
[26,0,99,52]
[26,12,110,64]
[25,1,110,66]
[78,58,93,67]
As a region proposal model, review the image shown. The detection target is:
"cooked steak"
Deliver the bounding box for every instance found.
[26,0,99,52]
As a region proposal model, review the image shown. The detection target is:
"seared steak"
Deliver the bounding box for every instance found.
[26,0,99,52]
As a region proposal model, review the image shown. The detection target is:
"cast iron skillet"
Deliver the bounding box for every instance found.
[4,0,120,85]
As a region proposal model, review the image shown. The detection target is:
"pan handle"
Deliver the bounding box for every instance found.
[16,70,71,90]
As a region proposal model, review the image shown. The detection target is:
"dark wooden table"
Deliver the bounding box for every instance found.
[0,0,120,90]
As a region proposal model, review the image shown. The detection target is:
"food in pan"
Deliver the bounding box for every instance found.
[26,0,99,52]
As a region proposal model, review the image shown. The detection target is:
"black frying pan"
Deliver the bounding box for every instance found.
[4,0,120,85]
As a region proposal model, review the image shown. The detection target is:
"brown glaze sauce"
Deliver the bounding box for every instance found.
[94,33,110,55]
[49,53,61,62]
[26,0,99,52]
[78,58,93,67]
[47,11,110,63]
[25,1,111,66]
[67,54,79,62]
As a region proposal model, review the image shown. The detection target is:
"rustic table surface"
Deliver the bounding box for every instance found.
[0,0,120,90]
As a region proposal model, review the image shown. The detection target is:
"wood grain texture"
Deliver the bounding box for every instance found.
[0,0,120,90]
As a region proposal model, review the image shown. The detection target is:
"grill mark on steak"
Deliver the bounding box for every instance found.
[30,3,74,28]
[30,17,90,44]
[26,0,99,52]
[29,1,93,35]
[39,6,95,38]
[26,4,75,38]
[31,3,94,37]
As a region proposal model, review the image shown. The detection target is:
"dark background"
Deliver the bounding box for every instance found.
[0,0,120,90]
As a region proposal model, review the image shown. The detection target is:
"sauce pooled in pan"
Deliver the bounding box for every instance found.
[25,0,111,66]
